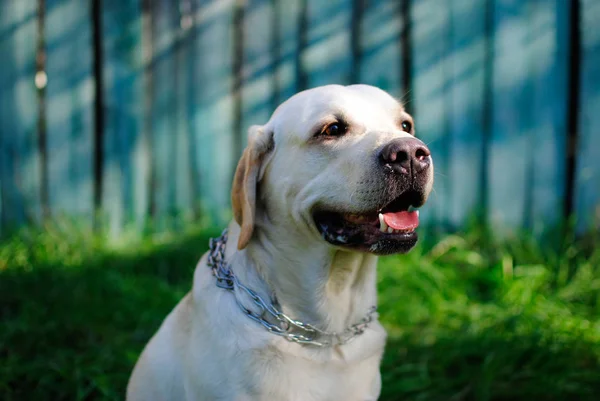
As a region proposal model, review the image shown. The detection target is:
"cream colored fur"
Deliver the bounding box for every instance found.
[126,84,433,401]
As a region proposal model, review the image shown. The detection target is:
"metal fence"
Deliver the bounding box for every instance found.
[0,0,598,237]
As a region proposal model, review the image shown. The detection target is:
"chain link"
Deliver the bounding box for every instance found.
[207,229,377,347]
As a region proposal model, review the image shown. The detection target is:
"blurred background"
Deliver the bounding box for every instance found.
[1,0,598,236]
[1,0,600,400]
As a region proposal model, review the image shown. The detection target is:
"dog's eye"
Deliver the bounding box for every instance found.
[322,123,347,138]
[401,120,412,133]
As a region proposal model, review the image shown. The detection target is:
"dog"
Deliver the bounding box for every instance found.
[127,84,434,401]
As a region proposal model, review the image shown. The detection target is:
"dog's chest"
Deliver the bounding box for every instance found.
[253,353,381,401]
[190,345,382,401]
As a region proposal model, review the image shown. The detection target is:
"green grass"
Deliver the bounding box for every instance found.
[1,223,599,401]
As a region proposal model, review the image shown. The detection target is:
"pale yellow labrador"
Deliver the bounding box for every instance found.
[127,84,434,401]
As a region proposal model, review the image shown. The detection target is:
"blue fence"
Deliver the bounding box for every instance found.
[0,0,599,236]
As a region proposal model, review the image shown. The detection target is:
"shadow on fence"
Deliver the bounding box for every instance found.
[0,0,599,237]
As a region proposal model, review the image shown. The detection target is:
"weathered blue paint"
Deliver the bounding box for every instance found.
[240,0,276,143]
[303,0,353,87]
[488,0,570,233]
[192,0,236,224]
[446,0,487,228]
[527,0,569,235]
[0,0,41,229]
[45,0,94,222]
[150,0,176,230]
[101,0,145,236]
[488,0,534,231]
[0,0,599,235]
[358,0,403,95]
[575,0,600,231]
[410,0,451,228]
[173,0,196,225]
[272,0,302,104]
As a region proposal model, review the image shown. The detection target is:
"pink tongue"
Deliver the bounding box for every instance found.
[383,211,419,230]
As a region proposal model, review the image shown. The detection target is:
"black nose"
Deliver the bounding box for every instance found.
[379,137,431,176]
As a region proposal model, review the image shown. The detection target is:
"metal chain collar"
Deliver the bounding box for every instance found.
[207,229,377,347]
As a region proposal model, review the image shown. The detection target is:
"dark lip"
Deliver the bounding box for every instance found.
[314,213,419,255]
[312,189,424,255]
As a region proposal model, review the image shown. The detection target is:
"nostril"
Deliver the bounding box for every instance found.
[415,147,429,161]
[396,150,409,164]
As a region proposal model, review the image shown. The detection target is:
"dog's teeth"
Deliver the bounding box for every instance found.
[416,210,420,217]
[378,213,388,232]
[408,205,417,212]
[387,227,393,234]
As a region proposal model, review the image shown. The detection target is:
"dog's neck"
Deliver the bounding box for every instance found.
[226,222,379,334]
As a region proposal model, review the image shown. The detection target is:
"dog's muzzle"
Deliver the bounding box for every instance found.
[313,137,433,255]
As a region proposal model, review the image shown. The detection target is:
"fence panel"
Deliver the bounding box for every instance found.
[173,0,196,225]
[487,0,531,231]
[101,0,145,236]
[488,0,569,233]
[0,0,599,235]
[303,0,353,87]
[192,0,236,224]
[239,0,276,144]
[526,0,569,234]
[358,0,404,95]
[445,0,487,228]
[575,0,600,231]
[272,0,301,104]
[148,0,178,230]
[45,0,94,222]
[0,0,41,229]
[410,0,451,228]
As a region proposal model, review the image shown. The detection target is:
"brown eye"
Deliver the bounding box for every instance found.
[401,120,412,133]
[322,122,347,137]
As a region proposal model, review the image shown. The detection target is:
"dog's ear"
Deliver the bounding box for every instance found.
[231,125,274,250]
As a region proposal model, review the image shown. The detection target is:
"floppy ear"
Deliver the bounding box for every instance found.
[231,125,274,250]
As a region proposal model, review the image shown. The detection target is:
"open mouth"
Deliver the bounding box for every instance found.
[313,190,425,255]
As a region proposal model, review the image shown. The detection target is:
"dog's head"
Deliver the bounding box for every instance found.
[231,84,433,255]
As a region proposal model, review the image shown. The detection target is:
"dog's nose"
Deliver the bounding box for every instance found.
[379,137,431,175]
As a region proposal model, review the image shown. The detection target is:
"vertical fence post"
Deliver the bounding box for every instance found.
[564,0,580,222]
[37,0,49,221]
[232,0,244,163]
[92,0,105,230]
